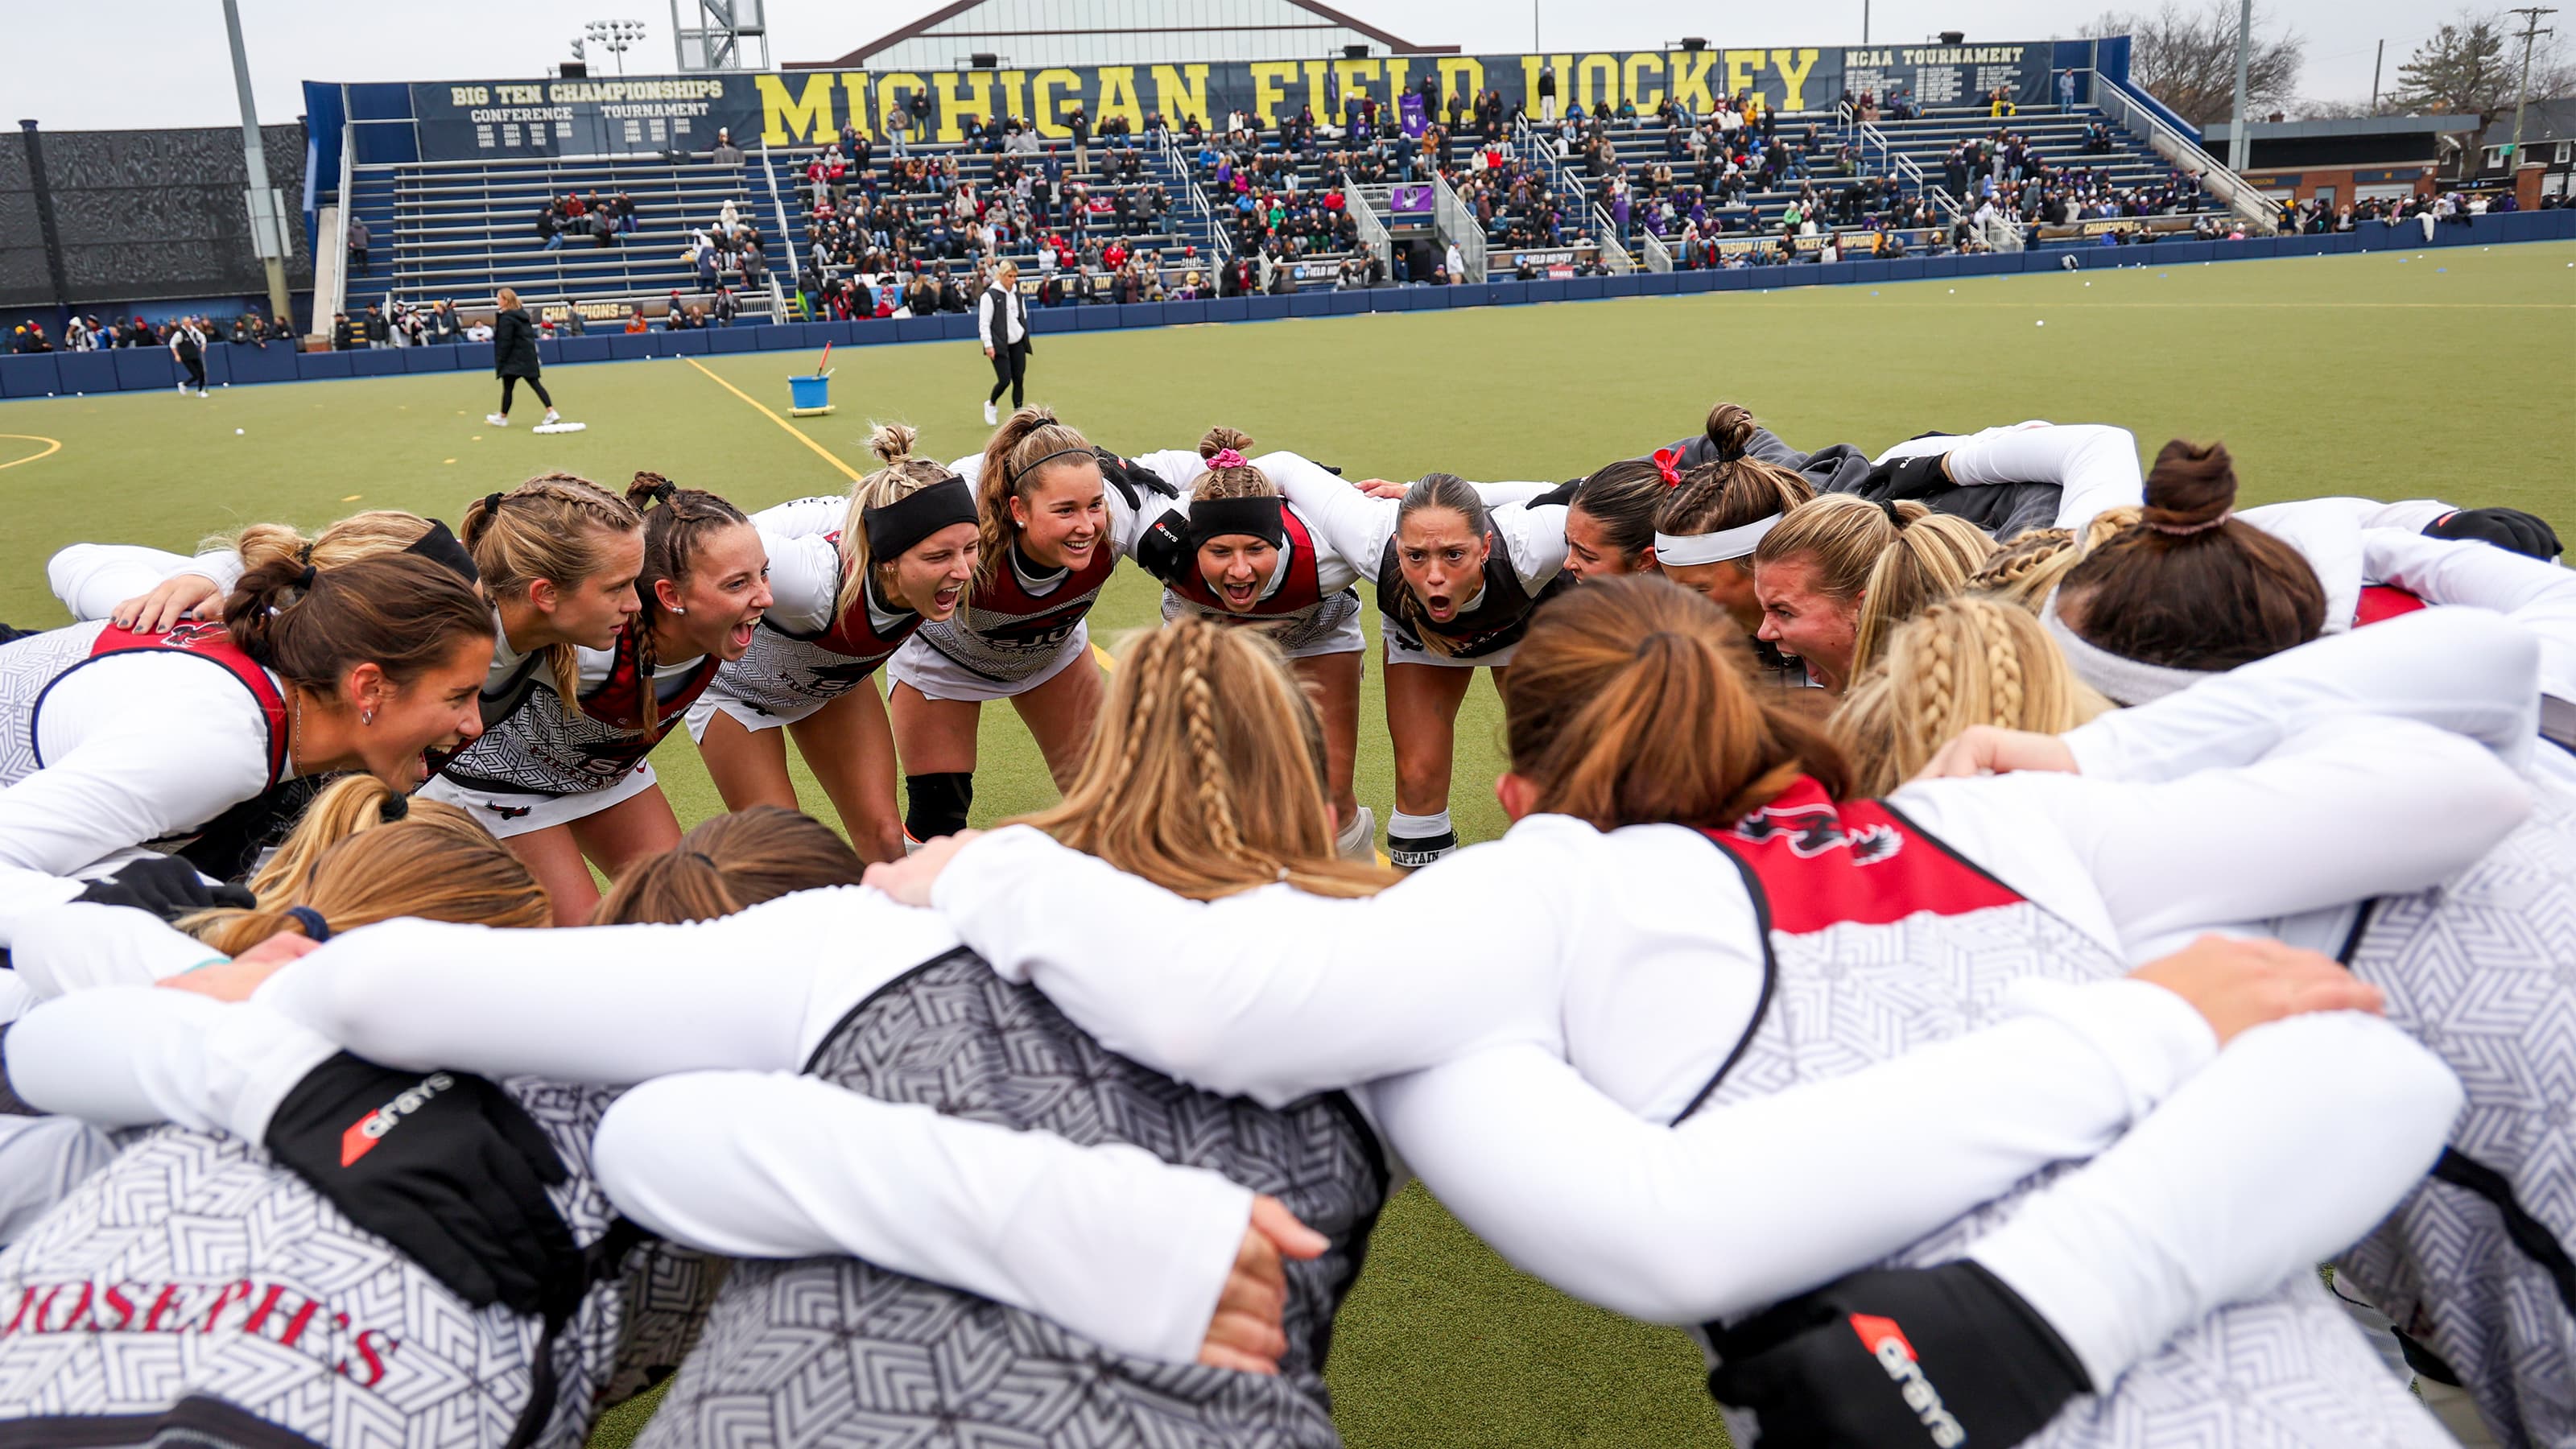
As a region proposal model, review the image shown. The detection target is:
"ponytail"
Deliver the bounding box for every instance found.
[1703,402,1759,460]
[222,551,491,696]
[184,804,550,955]
[1848,512,1996,677]
[976,407,1096,585]
[2056,440,2325,670]
[1504,576,1847,829]
[838,423,966,621]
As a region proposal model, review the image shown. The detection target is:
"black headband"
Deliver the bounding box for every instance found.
[1187,495,1287,551]
[1005,446,1096,487]
[377,792,409,824]
[862,477,979,561]
[405,520,481,584]
[284,905,332,943]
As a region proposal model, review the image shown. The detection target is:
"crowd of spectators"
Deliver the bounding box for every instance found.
[784,114,1187,321]
[9,308,297,353]
[537,189,638,250]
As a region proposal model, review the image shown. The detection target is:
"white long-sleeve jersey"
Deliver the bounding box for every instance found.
[248,891,1253,1367]
[910,609,2533,1387]
[1871,421,2145,535]
[0,632,287,943]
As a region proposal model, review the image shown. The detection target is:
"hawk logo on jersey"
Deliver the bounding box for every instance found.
[340,1072,457,1166]
[156,621,228,650]
[1731,804,1903,864]
[486,803,535,820]
[1848,1314,1967,1447]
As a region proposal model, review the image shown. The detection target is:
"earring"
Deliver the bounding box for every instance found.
[361,709,374,726]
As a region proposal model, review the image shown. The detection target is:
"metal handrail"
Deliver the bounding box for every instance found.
[1641,231,1674,272]
[1343,172,1393,279]
[1432,171,1485,283]
[1154,126,1234,259]
[758,146,801,285]
[2081,69,2277,234]
[1517,114,1620,271]
[1590,204,1641,272]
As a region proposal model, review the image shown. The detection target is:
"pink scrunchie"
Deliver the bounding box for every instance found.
[1208,448,1249,470]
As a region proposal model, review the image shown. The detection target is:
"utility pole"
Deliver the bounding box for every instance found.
[2228,0,2255,171]
[221,0,295,328]
[2508,7,2557,173]
[2370,39,2384,112]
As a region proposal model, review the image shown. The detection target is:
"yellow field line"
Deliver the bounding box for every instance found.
[681,357,862,481]
[0,435,63,473]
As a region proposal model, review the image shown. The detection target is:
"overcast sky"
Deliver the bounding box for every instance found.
[8,0,2503,133]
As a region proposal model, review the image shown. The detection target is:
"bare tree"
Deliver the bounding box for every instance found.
[2085,2,2306,126]
[2390,10,2576,148]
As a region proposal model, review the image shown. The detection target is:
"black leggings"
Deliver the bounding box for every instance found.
[500,375,552,415]
[179,355,204,389]
[986,339,1028,407]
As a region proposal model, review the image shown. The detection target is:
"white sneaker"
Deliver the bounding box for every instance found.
[541,408,561,425]
[486,413,510,426]
[176,383,188,395]
[983,400,998,426]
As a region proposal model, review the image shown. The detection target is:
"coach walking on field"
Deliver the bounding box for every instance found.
[979,261,1030,425]
[485,286,559,428]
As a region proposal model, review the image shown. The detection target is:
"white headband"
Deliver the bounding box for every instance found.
[1654,512,1781,568]
[2041,589,2220,707]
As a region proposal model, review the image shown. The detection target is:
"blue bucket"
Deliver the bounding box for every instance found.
[788,374,831,410]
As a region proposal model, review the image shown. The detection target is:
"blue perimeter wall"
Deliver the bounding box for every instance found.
[6,209,2568,402]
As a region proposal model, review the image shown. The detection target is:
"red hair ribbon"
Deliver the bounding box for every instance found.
[1208,448,1249,470]
[1653,448,1684,485]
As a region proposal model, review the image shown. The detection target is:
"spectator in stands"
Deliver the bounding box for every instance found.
[711,128,745,167]
[538,202,564,250]
[329,312,353,351]
[624,307,648,334]
[592,207,618,248]
[343,215,369,278]
[888,101,913,159]
[228,313,254,346]
[1068,103,1091,171]
[712,286,738,325]
[361,303,390,350]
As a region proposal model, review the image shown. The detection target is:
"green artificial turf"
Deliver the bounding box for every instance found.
[3,242,2568,1448]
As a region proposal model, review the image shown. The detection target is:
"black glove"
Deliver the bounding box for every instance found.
[2424,507,2562,563]
[1131,511,1191,586]
[1709,1261,2091,1449]
[72,856,255,923]
[263,1052,585,1319]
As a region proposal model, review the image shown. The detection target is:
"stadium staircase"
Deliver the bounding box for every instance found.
[344,155,782,317]
[340,139,1215,320]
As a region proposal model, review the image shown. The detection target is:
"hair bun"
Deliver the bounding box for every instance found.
[869,422,919,466]
[626,472,679,506]
[1199,425,1256,460]
[2141,440,2237,534]
[1704,402,1757,458]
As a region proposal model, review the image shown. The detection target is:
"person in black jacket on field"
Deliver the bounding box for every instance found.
[485,287,557,427]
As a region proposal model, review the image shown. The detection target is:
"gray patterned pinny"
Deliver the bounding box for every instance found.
[1687,780,2452,1449]
[635,948,1388,1449]
[2335,780,2576,1449]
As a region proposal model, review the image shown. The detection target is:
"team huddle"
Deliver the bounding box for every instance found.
[0,400,2569,1449]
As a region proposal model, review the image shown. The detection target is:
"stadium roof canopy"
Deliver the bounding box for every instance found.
[795,0,1458,71]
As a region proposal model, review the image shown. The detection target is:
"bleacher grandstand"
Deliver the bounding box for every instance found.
[295,34,2312,337]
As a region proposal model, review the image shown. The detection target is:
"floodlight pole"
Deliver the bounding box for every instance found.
[222,0,295,327]
[2227,0,2254,171]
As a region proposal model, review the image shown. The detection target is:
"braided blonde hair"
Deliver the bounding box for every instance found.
[461,472,643,710]
[1967,528,2079,610]
[1830,596,2111,796]
[1013,615,1393,899]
